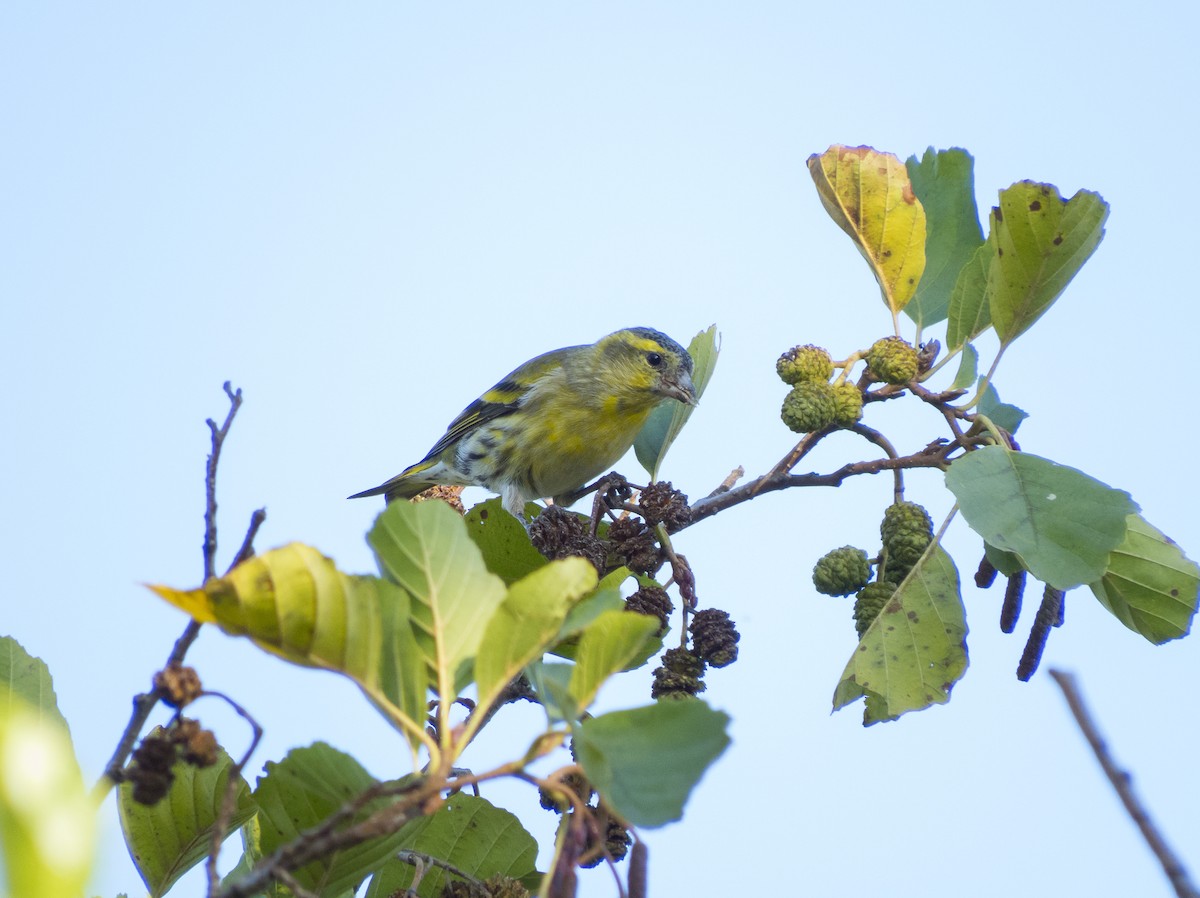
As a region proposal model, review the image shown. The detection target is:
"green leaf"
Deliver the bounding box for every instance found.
[370,500,507,697]
[950,343,979,391]
[474,558,597,717]
[988,182,1108,345]
[253,743,415,897]
[555,568,631,645]
[635,324,720,481]
[808,145,926,323]
[984,542,1024,577]
[0,698,94,898]
[1089,515,1200,644]
[833,545,968,724]
[527,661,578,723]
[945,239,993,349]
[0,636,70,736]
[977,382,1029,434]
[945,446,1138,589]
[118,733,256,898]
[148,544,430,754]
[464,498,548,585]
[904,147,984,328]
[568,610,660,712]
[363,794,539,898]
[574,700,730,828]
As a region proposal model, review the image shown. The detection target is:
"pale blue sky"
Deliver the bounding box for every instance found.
[3,4,1197,897]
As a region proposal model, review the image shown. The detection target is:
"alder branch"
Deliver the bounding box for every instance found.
[683,378,989,528]
[1049,670,1199,898]
[394,850,487,893]
[686,439,962,527]
[205,690,264,897]
[215,777,439,898]
[96,384,265,794]
[204,381,243,579]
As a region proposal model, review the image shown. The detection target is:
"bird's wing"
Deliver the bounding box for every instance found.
[416,345,578,464]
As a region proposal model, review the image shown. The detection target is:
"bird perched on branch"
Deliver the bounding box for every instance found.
[349,327,696,519]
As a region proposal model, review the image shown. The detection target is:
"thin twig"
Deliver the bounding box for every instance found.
[757,425,834,486]
[96,386,259,795]
[395,850,488,894]
[687,441,961,527]
[216,776,436,898]
[273,867,320,898]
[228,508,268,570]
[204,381,243,580]
[704,466,745,500]
[205,691,264,897]
[847,423,903,502]
[1049,670,1199,898]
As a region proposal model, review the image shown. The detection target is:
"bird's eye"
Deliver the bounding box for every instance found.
[646,352,664,368]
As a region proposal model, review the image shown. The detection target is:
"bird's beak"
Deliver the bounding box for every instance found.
[661,369,697,406]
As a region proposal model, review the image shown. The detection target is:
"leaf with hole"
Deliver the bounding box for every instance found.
[833,545,967,725]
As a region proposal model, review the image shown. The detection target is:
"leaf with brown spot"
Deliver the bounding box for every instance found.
[833,545,967,725]
[987,181,1108,345]
[808,145,927,326]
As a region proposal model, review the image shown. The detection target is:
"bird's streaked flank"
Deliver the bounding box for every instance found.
[350,327,696,519]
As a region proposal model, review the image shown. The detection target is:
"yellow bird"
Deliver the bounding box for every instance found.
[349,327,696,518]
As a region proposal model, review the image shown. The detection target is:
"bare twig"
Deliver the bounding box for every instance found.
[216,777,436,898]
[204,691,264,897]
[704,466,745,500]
[687,441,960,527]
[205,381,243,580]
[395,850,487,894]
[1049,670,1199,898]
[273,867,320,898]
[96,386,262,795]
[228,508,268,570]
[757,424,834,485]
[847,423,903,502]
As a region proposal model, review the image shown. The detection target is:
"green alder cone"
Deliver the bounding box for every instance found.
[781,381,837,433]
[881,501,934,545]
[813,547,872,596]
[830,382,864,427]
[853,582,897,638]
[777,344,834,385]
[866,336,920,384]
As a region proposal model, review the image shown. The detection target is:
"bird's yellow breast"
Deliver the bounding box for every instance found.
[518,383,657,499]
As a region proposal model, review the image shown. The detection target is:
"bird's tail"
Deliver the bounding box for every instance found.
[347,461,439,504]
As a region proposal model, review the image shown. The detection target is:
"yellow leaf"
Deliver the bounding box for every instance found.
[147,543,430,756]
[808,145,927,325]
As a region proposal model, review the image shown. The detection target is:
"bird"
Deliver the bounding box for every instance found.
[349,327,696,519]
